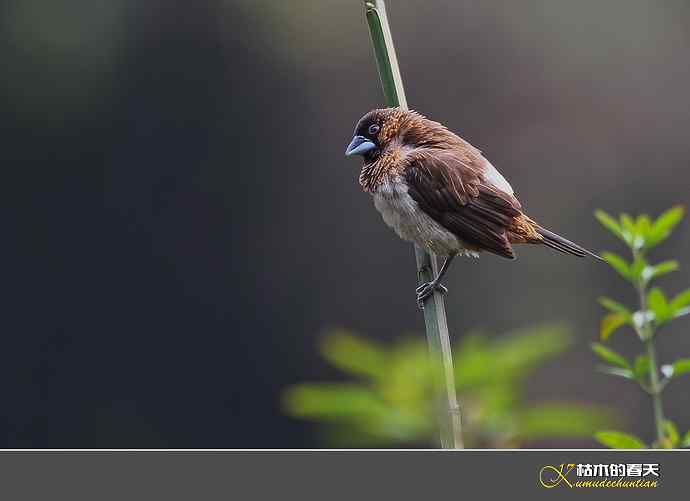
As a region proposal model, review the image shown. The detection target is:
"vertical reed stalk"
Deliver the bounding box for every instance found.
[362,0,463,449]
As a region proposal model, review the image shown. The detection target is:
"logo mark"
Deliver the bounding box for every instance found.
[539,462,660,489]
[539,464,575,489]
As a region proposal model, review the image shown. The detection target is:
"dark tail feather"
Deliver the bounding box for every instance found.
[536,226,602,260]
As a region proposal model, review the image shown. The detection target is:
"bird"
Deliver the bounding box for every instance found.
[345,107,600,307]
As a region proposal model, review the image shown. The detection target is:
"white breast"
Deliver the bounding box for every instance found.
[372,176,478,258]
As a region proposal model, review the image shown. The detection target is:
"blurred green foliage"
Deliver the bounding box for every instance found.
[282,325,616,448]
[593,207,690,448]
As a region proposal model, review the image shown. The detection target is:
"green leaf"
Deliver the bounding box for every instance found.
[648,288,670,323]
[591,343,630,369]
[454,325,572,388]
[601,252,631,281]
[655,260,680,275]
[385,339,433,404]
[681,430,690,448]
[633,355,650,383]
[647,288,667,311]
[620,213,636,234]
[647,206,684,248]
[669,289,690,319]
[673,308,690,321]
[598,297,632,317]
[663,420,679,448]
[629,254,648,282]
[595,430,647,449]
[320,331,388,380]
[670,358,690,378]
[636,215,653,239]
[600,313,628,340]
[281,383,387,421]
[643,260,679,283]
[595,210,626,243]
[452,335,494,388]
[621,214,643,249]
[598,366,635,380]
[283,383,430,444]
[514,403,616,440]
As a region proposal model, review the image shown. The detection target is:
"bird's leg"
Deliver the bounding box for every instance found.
[416,254,456,308]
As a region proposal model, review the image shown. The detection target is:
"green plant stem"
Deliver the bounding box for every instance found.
[645,339,665,443]
[362,0,463,449]
[634,249,665,444]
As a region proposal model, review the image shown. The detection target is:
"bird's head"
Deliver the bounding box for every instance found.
[345,108,405,163]
[345,108,450,164]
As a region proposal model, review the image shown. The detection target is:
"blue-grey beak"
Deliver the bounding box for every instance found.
[345,135,377,157]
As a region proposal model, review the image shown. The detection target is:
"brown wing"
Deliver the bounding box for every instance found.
[404,149,522,259]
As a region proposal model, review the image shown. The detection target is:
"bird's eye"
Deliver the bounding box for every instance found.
[368,124,380,135]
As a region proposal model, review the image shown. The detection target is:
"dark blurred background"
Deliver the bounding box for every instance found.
[2,0,690,447]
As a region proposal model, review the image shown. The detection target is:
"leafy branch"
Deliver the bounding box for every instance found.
[283,326,617,448]
[593,206,690,449]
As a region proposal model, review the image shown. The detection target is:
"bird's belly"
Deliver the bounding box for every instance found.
[372,177,472,257]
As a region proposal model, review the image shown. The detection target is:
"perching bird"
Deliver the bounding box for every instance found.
[345,107,600,307]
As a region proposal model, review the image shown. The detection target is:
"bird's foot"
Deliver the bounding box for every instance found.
[416,281,448,309]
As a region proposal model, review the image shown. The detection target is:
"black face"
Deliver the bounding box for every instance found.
[345,111,384,161]
[354,114,382,145]
[356,120,381,141]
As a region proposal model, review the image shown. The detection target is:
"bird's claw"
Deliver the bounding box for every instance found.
[416,281,448,308]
